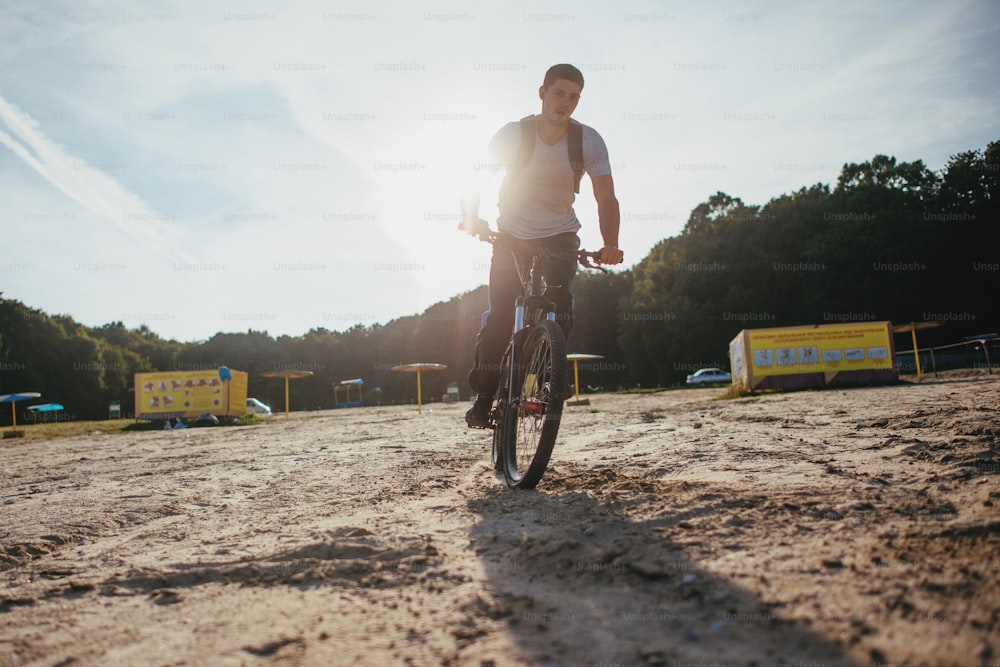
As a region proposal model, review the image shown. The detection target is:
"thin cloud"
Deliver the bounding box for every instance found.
[0,95,193,263]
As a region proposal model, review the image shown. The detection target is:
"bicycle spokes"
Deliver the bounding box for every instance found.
[479,235,604,490]
[502,322,566,489]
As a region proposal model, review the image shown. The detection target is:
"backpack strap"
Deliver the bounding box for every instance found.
[516,115,536,169]
[567,119,584,194]
[499,115,536,207]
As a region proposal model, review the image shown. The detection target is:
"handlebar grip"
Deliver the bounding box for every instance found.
[577,250,609,272]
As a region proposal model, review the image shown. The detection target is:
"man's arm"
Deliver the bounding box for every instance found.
[459,164,498,239]
[459,124,513,238]
[591,173,623,264]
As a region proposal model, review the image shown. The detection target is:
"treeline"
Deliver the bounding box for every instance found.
[1,139,996,421]
[620,140,999,386]
[0,271,633,423]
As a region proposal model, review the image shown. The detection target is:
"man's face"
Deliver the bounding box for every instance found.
[539,78,582,125]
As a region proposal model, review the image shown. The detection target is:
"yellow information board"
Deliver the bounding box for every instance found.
[134,369,248,419]
[730,322,896,390]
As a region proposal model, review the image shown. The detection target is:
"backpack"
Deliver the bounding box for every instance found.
[499,115,585,206]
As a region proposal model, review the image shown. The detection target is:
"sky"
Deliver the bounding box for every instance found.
[1,0,997,342]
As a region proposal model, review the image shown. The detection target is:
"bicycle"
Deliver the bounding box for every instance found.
[480,233,607,489]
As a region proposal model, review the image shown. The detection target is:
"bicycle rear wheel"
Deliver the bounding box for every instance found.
[502,320,567,489]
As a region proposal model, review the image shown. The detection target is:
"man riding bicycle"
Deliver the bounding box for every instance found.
[460,63,623,429]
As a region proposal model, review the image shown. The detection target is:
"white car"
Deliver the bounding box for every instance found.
[246,398,272,415]
[685,368,733,385]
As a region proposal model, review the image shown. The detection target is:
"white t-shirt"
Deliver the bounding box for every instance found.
[489,117,612,240]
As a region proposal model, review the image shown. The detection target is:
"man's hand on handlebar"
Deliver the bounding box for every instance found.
[459,216,493,241]
[598,246,624,265]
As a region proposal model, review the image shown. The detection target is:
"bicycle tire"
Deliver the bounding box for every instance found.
[491,346,513,475]
[502,320,567,489]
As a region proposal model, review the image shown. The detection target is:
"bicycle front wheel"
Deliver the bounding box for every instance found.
[502,320,567,489]
[491,346,513,476]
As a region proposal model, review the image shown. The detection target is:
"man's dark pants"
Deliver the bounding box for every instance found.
[468,232,580,398]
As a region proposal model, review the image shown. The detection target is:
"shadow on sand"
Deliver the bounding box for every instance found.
[466,463,865,667]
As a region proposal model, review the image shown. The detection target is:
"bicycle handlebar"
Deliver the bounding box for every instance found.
[576,249,607,273]
[479,232,608,273]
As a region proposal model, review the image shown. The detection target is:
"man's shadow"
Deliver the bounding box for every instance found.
[466,463,864,667]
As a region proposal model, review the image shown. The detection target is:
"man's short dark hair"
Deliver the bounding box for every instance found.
[543,64,584,89]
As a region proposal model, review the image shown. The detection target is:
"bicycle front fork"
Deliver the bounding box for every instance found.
[513,296,556,335]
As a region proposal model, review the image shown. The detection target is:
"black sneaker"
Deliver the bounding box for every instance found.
[465,394,493,429]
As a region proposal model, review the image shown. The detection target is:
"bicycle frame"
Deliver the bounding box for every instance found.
[471,232,610,482]
[496,239,607,416]
[511,249,562,336]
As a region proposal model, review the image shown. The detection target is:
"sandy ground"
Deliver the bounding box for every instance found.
[1,371,998,667]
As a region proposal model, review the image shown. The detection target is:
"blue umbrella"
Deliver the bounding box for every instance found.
[28,403,64,412]
[27,403,64,423]
[218,367,232,417]
[0,392,42,431]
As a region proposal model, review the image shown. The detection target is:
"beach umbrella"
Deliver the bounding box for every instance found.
[27,403,64,424]
[392,363,446,414]
[0,392,42,433]
[334,378,364,408]
[566,354,604,406]
[892,321,943,381]
[260,370,314,418]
